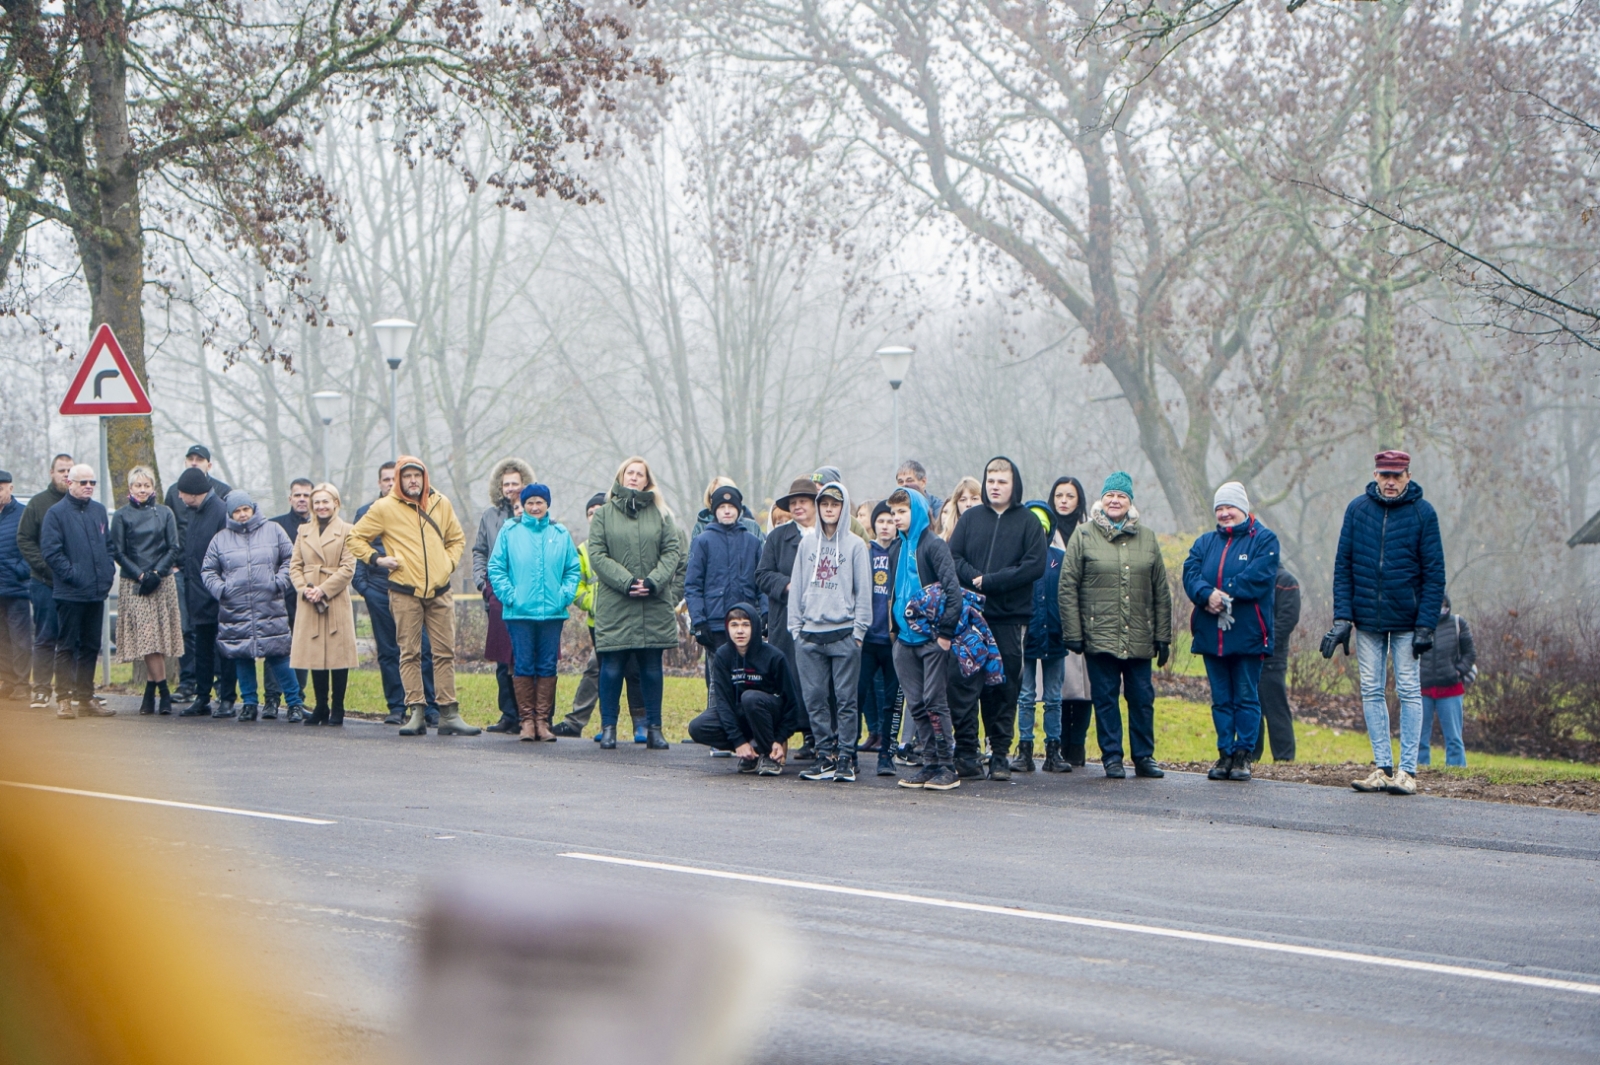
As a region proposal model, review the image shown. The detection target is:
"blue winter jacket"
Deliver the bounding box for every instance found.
[1332,482,1446,634]
[684,519,761,632]
[40,495,116,603]
[1182,516,1280,657]
[0,498,30,598]
[487,512,581,622]
[1024,545,1067,660]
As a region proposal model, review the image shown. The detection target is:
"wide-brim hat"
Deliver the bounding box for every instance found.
[775,476,820,510]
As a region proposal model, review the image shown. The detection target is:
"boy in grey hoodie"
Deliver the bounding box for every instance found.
[789,480,873,781]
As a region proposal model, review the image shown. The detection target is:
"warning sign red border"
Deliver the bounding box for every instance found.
[60,324,152,416]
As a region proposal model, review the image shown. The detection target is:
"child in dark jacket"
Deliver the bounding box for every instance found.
[857,500,901,777]
[686,603,805,775]
[685,486,763,662]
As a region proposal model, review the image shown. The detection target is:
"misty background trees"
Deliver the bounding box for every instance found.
[2,0,1598,617]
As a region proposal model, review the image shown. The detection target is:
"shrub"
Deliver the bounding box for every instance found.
[1466,606,1600,763]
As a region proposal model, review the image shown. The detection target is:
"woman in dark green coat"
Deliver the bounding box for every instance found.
[588,456,685,750]
[1057,471,1172,780]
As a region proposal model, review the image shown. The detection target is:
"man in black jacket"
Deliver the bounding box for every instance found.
[164,444,231,700]
[16,453,71,708]
[40,464,116,718]
[1254,566,1301,763]
[173,467,236,716]
[265,477,313,719]
[687,603,805,775]
[946,456,1047,779]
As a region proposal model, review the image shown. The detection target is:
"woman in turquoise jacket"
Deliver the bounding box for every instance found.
[488,483,581,742]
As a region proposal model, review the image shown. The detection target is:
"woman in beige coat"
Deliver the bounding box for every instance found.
[291,484,358,726]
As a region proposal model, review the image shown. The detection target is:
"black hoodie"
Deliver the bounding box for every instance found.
[708,602,806,739]
[947,455,1047,625]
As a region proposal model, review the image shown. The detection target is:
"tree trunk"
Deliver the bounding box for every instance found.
[1360,4,1405,451]
[79,0,158,498]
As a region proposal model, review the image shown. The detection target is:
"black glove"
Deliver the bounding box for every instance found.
[1320,620,1353,659]
[1155,642,1170,668]
[1063,639,1085,655]
[641,578,657,596]
[137,571,161,596]
[692,624,711,647]
[1412,626,1435,659]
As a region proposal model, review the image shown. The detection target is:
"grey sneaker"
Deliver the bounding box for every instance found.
[923,767,962,791]
[1352,767,1393,792]
[834,758,856,783]
[800,756,838,781]
[1386,768,1417,795]
[757,756,782,776]
[898,765,939,789]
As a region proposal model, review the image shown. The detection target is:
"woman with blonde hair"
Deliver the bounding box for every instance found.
[290,483,358,726]
[111,465,184,714]
[939,476,982,541]
[588,456,685,750]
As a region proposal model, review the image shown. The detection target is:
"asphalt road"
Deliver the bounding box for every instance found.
[10,699,1600,1064]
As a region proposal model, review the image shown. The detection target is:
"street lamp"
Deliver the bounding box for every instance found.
[372,318,416,462]
[874,345,915,475]
[312,390,341,485]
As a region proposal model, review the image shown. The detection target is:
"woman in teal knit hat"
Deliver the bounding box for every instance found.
[1056,471,1172,778]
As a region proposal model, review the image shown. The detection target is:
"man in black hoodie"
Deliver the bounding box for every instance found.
[173,467,237,716]
[947,456,1047,780]
[687,603,805,775]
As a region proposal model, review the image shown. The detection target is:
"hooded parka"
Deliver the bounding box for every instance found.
[472,457,535,590]
[201,494,295,659]
[289,516,359,670]
[1058,501,1172,660]
[588,481,685,652]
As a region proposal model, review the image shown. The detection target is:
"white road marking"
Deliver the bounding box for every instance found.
[562,852,1600,998]
[0,781,336,825]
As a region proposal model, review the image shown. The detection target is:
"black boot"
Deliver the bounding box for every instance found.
[1228,751,1252,782]
[1208,755,1232,780]
[486,712,519,734]
[954,755,985,779]
[139,682,157,715]
[646,725,670,750]
[1065,742,1087,768]
[303,703,329,726]
[261,696,279,721]
[1010,740,1035,773]
[599,725,617,749]
[329,693,344,726]
[1041,740,1069,772]
[157,681,173,715]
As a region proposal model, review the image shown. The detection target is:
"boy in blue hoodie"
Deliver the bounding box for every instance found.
[857,500,900,776]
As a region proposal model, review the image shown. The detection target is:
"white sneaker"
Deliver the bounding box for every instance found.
[1387,769,1417,795]
[1351,767,1392,792]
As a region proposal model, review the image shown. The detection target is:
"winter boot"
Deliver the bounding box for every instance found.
[1065,742,1087,768]
[534,676,559,741]
[1010,740,1035,773]
[599,725,618,749]
[237,704,259,722]
[1208,755,1232,780]
[1042,740,1069,772]
[286,704,304,724]
[1228,751,1252,782]
[436,702,482,737]
[261,696,279,721]
[328,689,344,726]
[513,676,539,741]
[157,683,174,716]
[302,702,329,726]
[398,703,428,736]
[646,725,670,750]
[988,751,1012,781]
[139,682,157,715]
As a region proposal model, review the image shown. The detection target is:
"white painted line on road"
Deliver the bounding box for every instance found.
[562,852,1600,998]
[0,781,336,825]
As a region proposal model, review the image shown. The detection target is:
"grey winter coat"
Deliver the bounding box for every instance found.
[201,509,295,659]
[472,457,535,590]
[1419,612,1476,691]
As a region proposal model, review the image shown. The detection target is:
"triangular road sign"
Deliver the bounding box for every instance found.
[60,324,152,416]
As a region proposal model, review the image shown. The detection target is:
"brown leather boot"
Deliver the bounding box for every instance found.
[513,676,538,741]
[534,676,559,741]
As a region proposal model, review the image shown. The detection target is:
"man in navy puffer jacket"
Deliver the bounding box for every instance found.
[1324,450,1446,796]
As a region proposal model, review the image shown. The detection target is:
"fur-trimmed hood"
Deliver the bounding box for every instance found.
[1089,499,1141,536]
[485,457,536,510]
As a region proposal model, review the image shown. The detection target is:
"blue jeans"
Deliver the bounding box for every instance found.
[507,618,564,677]
[1203,653,1263,756]
[600,648,663,728]
[1084,654,1156,762]
[1420,693,1466,767]
[233,654,303,708]
[1017,656,1065,743]
[1355,628,1423,774]
[29,579,60,691]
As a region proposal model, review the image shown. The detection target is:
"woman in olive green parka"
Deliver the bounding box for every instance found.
[1058,471,1172,779]
[588,456,685,750]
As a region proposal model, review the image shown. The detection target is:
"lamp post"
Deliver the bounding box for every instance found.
[372,318,416,461]
[312,391,341,485]
[874,345,915,475]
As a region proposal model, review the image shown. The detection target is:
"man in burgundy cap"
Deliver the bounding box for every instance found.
[1323,450,1447,796]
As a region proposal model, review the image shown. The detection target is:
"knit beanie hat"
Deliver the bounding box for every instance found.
[520,483,551,506]
[585,492,607,512]
[175,467,211,494]
[709,485,743,513]
[1101,471,1134,500]
[1213,481,1250,514]
[870,500,892,526]
[224,489,256,515]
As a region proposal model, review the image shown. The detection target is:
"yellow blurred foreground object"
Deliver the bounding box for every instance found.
[0,754,322,1065]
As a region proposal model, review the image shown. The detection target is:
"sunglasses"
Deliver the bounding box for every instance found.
[75,479,97,487]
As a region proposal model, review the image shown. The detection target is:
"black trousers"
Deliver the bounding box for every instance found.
[52,600,103,701]
[1253,656,1295,761]
[688,690,785,754]
[192,621,237,703]
[949,621,1024,760]
[0,595,31,695]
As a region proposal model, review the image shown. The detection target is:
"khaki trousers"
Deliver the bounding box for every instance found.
[392,590,456,706]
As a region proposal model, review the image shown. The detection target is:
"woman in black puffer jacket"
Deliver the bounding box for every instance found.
[111,466,184,714]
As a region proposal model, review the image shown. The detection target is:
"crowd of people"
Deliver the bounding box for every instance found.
[0,444,1479,793]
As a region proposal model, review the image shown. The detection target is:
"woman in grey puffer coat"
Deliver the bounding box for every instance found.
[201,490,304,721]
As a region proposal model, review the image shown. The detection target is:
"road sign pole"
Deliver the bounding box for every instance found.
[100,415,112,688]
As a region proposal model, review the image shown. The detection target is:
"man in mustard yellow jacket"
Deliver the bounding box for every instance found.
[347,456,477,736]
